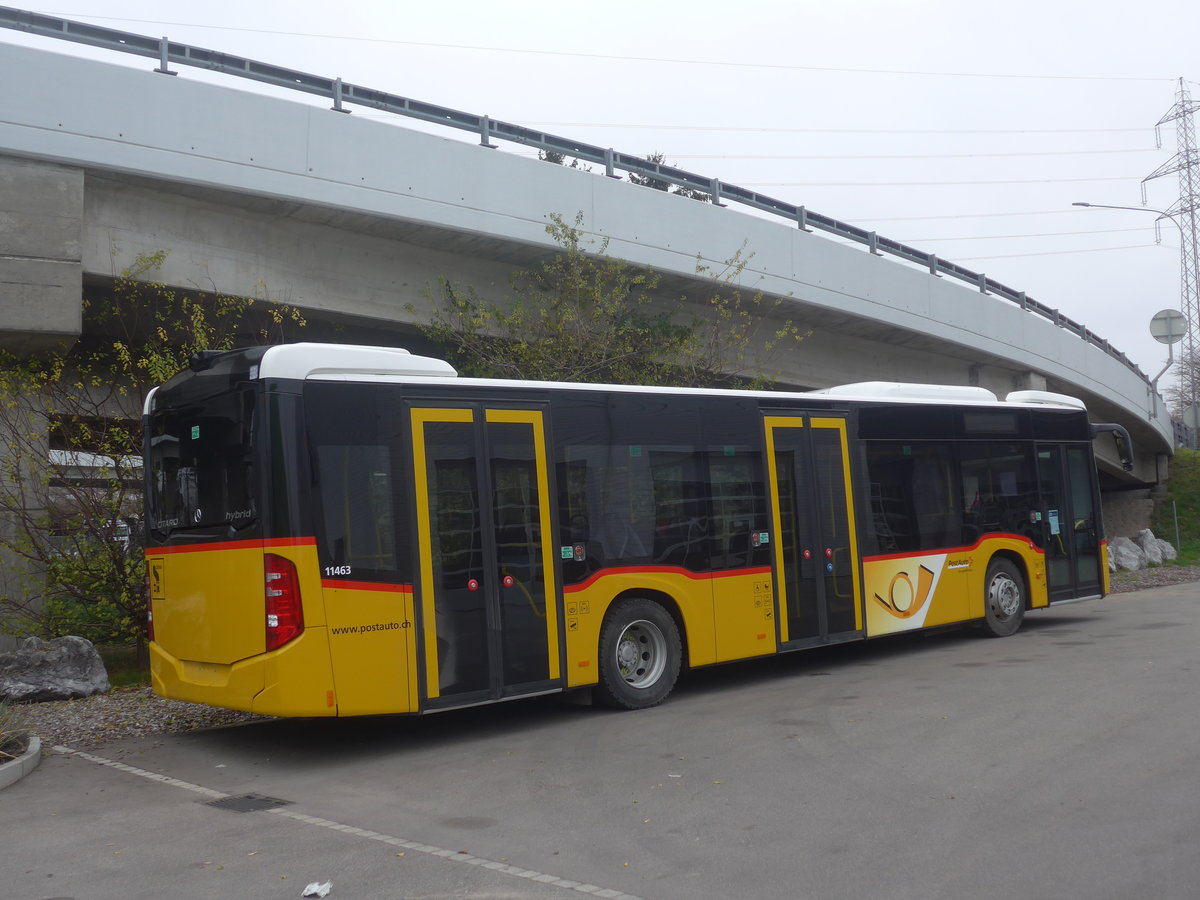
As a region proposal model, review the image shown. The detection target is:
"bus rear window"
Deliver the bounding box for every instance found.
[147,390,257,535]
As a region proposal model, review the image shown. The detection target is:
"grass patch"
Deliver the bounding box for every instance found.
[1173,539,1200,567]
[98,644,150,688]
[1152,448,1200,563]
[0,700,30,761]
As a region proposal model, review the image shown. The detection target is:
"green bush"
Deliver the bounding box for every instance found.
[98,644,149,688]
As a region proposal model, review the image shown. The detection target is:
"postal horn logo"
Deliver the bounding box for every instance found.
[873,564,936,619]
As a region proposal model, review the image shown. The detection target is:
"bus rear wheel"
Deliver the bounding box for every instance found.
[596,598,681,710]
[983,558,1026,637]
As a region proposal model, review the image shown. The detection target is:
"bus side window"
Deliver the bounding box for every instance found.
[863,442,960,554]
[960,443,1038,544]
[707,451,769,570]
[650,450,707,568]
[557,448,654,578]
[314,444,397,574]
[304,383,410,582]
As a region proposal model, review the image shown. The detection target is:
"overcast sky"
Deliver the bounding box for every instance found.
[4,1,1199,382]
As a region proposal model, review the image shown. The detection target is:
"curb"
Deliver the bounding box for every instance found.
[0,735,42,790]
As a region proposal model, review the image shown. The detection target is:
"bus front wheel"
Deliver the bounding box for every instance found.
[596,598,681,710]
[983,558,1026,637]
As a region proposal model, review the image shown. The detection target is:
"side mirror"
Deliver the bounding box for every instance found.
[1090,423,1134,472]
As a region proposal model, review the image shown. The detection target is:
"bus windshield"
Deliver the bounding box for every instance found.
[146,388,258,537]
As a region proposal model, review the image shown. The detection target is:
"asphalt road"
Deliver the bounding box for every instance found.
[3,582,1198,900]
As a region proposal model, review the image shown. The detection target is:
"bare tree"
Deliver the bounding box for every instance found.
[418,213,806,388]
[0,251,304,660]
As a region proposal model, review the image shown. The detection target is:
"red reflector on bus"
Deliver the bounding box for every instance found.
[265,553,304,651]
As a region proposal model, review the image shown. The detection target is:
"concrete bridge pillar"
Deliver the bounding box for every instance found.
[0,157,84,354]
[968,365,1048,397]
[0,156,84,647]
[1010,371,1049,393]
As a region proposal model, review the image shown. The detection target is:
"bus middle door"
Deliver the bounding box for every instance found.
[410,404,562,710]
[764,414,863,647]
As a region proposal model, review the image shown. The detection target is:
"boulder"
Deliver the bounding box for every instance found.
[1158,538,1178,563]
[1136,529,1163,566]
[0,636,110,703]
[1108,536,1146,572]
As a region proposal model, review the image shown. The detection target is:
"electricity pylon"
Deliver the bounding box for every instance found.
[1143,78,1200,421]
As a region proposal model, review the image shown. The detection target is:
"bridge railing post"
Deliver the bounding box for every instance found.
[331,78,351,113]
[479,116,497,149]
[154,37,175,76]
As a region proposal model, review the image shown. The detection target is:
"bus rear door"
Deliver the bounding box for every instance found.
[410,404,562,709]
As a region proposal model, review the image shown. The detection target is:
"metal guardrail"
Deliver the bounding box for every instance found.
[0,5,1148,386]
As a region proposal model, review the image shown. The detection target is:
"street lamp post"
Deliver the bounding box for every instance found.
[1072,201,1196,444]
[1072,200,1184,242]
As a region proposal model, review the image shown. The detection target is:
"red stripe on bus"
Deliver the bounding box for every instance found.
[265,536,319,548]
[321,580,413,593]
[862,533,1043,563]
[713,566,773,580]
[564,565,772,593]
[145,536,317,556]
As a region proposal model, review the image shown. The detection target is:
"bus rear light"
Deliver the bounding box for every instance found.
[265,553,304,651]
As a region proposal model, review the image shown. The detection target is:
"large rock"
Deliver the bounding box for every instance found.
[1135,528,1179,564]
[1108,536,1146,572]
[0,636,110,703]
[1133,529,1178,565]
[1136,529,1164,566]
[1158,538,1179,563]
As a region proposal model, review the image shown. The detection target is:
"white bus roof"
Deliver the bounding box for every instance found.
[257,343,458,380]
[149,343,1087,414]
[815,382,998,403]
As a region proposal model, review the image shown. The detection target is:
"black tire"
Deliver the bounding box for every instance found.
[982,557,1026,637]
[596,598,682,710]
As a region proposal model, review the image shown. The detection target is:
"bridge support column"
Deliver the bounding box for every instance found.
[1010,371,1048,393]
[0,155,84,354]
[968,365,1049,398]
[0,155,82,647]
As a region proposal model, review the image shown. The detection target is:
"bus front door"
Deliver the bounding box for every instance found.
[1037,443,1103,600]
[765,415,863,647]
[410,405,561,709]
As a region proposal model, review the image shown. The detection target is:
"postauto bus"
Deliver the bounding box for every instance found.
[143,343,1130,716]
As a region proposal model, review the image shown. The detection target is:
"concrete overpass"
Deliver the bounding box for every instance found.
[0,31,1174,503]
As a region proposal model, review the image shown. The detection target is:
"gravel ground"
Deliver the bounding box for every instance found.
[1109,564,1200,592]
[18,687,264,751]
[10,565,1198,752]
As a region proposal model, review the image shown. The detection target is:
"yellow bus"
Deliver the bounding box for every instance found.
[143,343,1130,716]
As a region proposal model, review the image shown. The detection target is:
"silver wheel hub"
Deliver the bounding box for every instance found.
[989,574,1021,619]
[614,619,666,688]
